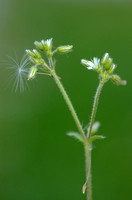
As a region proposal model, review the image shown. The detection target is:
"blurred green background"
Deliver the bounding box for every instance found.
[0,0,132,200]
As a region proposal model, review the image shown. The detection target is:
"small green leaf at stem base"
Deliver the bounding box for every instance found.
[67,132,83,143]
[89,135,105,143]
[87,121,100,135]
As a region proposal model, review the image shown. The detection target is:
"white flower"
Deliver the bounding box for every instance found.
[41,38,52,51]
[46,38,52,48]
[81,57,100,70]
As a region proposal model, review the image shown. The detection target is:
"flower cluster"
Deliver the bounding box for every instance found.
[81,53,126,85]
[26,38,73,80]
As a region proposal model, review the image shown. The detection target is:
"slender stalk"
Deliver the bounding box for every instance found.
[85,144,92,200]
[51,70,86,143]
[87,81,104,140]
[85,81,103,200]
[51,70,103,200]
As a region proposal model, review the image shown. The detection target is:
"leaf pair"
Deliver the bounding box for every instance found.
[67,122,105,144]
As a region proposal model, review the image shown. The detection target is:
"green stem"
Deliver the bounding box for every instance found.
[87,81,104,140]
[85,81,103,200]
[51,70,103,200]
[85,144,92,200]
[51,70,86,143]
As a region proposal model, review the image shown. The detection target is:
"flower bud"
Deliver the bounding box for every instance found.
[39,59,45,66]
[30,57,40,64]
[47,51,52,58]
[33,49,41,59]
[104,58,113,70]
[57,45,73,54]
[101,53,109,66]
[34,41,43,51]
[28,65,37,80]
[41,38,52,51]
[81,59,89,67]
[102,71,109,82]
[108,64,116,75]
[111,74,127,85]
[26,50,36,58]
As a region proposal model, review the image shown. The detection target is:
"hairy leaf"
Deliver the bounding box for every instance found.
[87,121,100,135]
[89,135,105,143]
[67,132,83,143]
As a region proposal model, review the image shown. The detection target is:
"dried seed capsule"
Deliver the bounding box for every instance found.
[111,74,127,85]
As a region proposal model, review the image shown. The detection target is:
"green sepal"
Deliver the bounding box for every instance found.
[89,135,105,143]
[67,132,83,143]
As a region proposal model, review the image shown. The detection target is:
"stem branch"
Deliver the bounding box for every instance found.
[87,81,103,140]
[51,70,86,143]
[51,69,103,200]
[85,81,103,200]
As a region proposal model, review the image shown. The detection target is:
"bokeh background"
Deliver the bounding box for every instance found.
[0,0,132,200]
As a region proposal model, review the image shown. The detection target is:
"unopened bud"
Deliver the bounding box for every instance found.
[103,71,109,82]
[101,53,109,66]
[104,58,113,70]
[33,49,41,59]
[111,74,127,85]
[30,57,40,64]
[81,59,89,67]
[34,41,43,51]
[108,64,116,75]
[39,59,45,66]
[26,50,36,58]
[47,51,52,58]
[41,38,52,51]
[57,45,73,54]
[28,65,37,80]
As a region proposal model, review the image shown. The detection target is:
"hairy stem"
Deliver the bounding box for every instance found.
[51,70,103,200]
[51,70,86,143]
[85,144,92,200]
[85,81,103,200]
[87,81,104,140]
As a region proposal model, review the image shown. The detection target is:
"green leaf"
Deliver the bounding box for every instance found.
[89,135,105,143]
[67,132,83,143]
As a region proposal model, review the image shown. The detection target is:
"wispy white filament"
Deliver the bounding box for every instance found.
[7,54,30,92]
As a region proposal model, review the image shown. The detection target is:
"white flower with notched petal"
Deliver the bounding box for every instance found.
[41,38,52,51]
[81,57,100,70]
[46,38,52,48]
